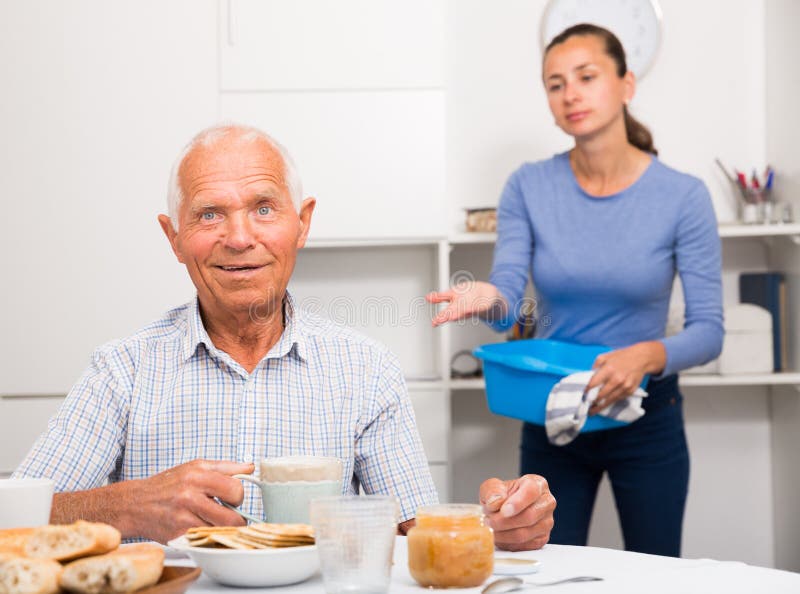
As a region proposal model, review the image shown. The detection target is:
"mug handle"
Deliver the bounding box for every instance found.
[222,474,265,524]
[233,473,262,487]
[217,499,263,524]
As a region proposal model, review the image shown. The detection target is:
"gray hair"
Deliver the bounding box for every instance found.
[166,123,303,228]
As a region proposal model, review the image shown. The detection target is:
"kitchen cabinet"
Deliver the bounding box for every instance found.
[0,0,217,395]
[219,0,445,91]
[0,396,65,476]
[220,91,446,239]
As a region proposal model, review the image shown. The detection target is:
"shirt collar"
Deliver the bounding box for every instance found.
[181,292,307,364]
[270,291,308,362]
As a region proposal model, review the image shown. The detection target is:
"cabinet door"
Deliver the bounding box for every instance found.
[428,463,449,503]
[407,389,449,464]
[220,0,445,91]
[221,91,446,239]
[290,245,441,381]
[0,0,217,395]
[0,396,65,475]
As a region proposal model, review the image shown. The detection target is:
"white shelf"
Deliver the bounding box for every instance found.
[448,232,496,244]
[679,372,800,387]
[449,378,486,390]
[449,373,800,391]
[717,223,800,238]
[406,379,446,391]
[305,237,444,249]
[304,224,800,248]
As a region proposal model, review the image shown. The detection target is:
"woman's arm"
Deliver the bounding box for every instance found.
[487,169,536,332]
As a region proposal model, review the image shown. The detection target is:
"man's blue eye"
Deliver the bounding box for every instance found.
[201,212,216,220]
[258,206,272,216]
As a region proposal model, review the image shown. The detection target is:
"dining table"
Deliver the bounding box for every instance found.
[168,535,800,594]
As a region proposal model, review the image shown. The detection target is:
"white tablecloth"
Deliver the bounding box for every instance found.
[170,536,800,594]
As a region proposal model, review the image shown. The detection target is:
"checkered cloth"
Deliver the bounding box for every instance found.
[14,293,437,523]
[545,371,648,446]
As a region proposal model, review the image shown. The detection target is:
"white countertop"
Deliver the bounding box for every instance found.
[170,536,800,594]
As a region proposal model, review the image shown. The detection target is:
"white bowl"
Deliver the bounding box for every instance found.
[167,535,319,587]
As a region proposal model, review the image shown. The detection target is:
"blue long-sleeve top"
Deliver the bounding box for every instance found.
[488,152,724,378]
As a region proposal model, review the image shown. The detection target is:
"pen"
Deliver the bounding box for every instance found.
[736,170,748,189]
[751,169,760,189]
[715,158,736,183]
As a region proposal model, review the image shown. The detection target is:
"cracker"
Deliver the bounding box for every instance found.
[186,526,238,535]
[185,524,314,549]
[185,536,216,547]
[248,523,315,538]
[237,528,313,547]
[209,534,255,550]
[229,534,271,549]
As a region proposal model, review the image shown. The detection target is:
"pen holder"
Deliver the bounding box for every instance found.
[739,187,773,225]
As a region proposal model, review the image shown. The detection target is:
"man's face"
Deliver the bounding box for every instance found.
[159,135,314,320]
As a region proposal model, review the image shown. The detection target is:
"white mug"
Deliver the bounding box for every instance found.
[0,478,55,528]
[234,456,342,523]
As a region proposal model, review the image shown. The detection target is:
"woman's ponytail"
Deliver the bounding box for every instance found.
[623,106,657,156]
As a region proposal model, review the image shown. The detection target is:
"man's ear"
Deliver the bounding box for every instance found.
[158,214,185,263]
[296,197,316,249]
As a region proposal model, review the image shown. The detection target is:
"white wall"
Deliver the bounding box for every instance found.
[765,0,800,572]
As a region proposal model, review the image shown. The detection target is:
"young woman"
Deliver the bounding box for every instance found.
[427,24,723,557]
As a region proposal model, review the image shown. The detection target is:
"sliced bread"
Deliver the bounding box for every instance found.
[0,527,35,557]
[59,543,164,594]
[0,555,62,594]
[25,521,121,562]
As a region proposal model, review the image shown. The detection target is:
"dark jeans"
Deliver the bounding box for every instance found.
[520,375,689,557]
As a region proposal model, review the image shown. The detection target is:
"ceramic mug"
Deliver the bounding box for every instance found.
[0,478,55,528]
[234,456,342,523]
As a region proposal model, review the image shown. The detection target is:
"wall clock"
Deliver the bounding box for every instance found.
[540,0,663,79]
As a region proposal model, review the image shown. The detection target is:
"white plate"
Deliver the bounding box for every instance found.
[167,535,319,587]
[493,556,541,575]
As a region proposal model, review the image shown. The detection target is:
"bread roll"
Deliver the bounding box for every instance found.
[59,544,164,594]
[25,521,121,562]
[0,527,35,557]
[0,555,62,594]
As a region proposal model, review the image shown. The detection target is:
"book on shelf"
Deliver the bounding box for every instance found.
[739,272,789,372]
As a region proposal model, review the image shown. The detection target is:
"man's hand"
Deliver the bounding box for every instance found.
[479,474,555,551]
[52,459,255,544]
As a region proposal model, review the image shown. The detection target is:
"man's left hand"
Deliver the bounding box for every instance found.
[479,474,556,551]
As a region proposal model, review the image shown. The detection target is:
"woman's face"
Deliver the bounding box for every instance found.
[542,34,634,141]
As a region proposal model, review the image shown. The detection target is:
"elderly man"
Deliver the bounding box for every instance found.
[15,124,554,550]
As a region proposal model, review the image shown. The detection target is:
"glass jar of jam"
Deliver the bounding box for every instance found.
[407,503,494,588]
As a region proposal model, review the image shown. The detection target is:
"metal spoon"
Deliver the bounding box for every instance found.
[482,576,603,593]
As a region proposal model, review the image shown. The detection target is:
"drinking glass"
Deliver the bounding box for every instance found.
[310,495,399,594]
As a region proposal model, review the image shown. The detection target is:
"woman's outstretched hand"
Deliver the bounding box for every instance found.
[426,281,507,327]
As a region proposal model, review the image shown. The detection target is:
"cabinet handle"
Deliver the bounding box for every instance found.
[226,0,236,46]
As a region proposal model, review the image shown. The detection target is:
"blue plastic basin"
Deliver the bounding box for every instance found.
[473,338,640,432]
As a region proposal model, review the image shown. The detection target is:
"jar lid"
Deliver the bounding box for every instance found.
[416,503,483,517]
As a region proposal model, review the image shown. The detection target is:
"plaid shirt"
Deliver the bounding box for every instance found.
[14,293,438,522]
